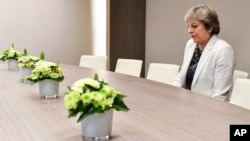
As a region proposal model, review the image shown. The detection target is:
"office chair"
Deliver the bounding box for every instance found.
[146,63,180,85]
[229,78,250,110]
[114,58,143,77]
[233,70,249,84]
[79,55,107,70]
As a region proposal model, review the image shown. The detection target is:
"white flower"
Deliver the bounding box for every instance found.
[23,60,64,83]
[71,78,101,93]
[64,74,129,122]
[18,55,39,68]
[0,44,22,61]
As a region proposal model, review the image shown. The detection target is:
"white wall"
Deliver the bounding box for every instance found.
[91,0,107,56]
[3,0,248,75]
[0,0,92,65]
[146,0,250,76]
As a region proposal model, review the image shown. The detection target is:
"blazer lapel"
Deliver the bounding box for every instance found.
[185,45,196,68]
[181,43,196,85]
[192,35,218,87]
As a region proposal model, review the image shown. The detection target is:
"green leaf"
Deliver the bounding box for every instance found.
[23,48,28,56]
[39,52,45,60]
[11,43,15,49]
[94,73,99,81]
[113,97,129,111]
[67,86,72,91]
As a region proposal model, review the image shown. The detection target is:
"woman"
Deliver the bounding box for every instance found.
[173,4,235,101]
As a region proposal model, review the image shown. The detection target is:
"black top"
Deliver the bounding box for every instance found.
[186,46,203,90]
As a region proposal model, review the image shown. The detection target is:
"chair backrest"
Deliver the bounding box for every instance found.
[146,63,180,85]
[79,55,107,70]
[233,70,249,84]
[115,59,143,77]
[229,78,250,110]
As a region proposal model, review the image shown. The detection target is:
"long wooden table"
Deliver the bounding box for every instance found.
[0,63,250,141]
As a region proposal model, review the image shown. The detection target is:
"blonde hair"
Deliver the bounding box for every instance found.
[184,4,220,35]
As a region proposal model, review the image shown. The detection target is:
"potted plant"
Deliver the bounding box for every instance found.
[18,49,40,81]
[64,74,129,140]
[0,43,23,71]
[23,53,64,98]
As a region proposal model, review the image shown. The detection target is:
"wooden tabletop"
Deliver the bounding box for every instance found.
[0,63,250,141]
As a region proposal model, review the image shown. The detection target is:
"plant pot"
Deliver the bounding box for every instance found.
[81,109,113,140]
[19,68,33,82]
[39,79,59,99]
[7,59,19,71]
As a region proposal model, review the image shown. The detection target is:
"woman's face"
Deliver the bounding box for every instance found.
[187,18,211,49]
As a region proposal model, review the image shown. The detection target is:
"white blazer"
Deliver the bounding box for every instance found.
[173,35,235,101]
